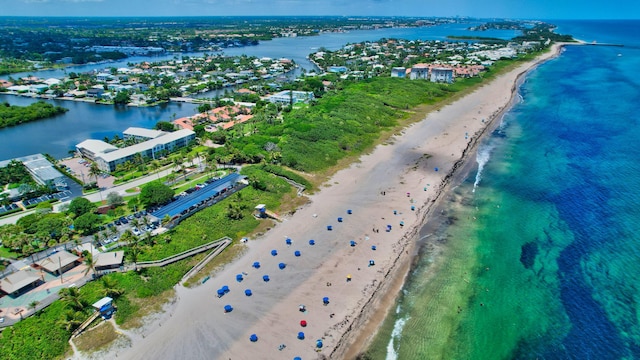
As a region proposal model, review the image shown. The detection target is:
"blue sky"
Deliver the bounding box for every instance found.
[5,0,637,19]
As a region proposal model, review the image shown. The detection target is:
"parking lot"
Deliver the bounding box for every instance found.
[98,211,160,247]
[60,157,115,189]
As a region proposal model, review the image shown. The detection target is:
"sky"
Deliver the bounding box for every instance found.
[3,0,637,19]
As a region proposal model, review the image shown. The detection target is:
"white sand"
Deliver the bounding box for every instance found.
[100,45,564,360]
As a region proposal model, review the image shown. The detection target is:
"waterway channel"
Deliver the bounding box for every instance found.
[0,21,518,160]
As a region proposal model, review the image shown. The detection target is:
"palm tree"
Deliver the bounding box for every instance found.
[150,160,162,180]
[59,287,84,311]
[58,309,83,332]
[83,253,98,278]
[88,162,104,203]
[101,276,124,298]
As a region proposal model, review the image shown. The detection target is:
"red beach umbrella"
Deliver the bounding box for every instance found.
[300,320,307,327]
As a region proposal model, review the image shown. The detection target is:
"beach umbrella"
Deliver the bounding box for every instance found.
[411,205,415,211]
[263,275,270,282]
[279,262,286,269]
[300,320,307,327]
[221,285,230,293]
[369,260,375,266]
[347,209,352,214]
[217,288,225,297]
[434,167,439,171]
[350,240,356,247]
[294,357,302,360]
[309,239,315,245]
[294,250,301,257]
[371,245,377,251]
[224,305,233,313]
[323,296,330,305]
[400,221,404,227]
[249,334,258,342]
[327,225,333,231]
[316,340,323,348]
[286,238,292,245]
[337,217,343,222]
[253,261,261,269]
[236,274,243,282]
[245,289,253,296]
[393,210,397,215]
[297,331,305,340]
[271,249,278,256]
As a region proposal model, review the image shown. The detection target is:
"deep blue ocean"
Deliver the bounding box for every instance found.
[366,20,640,359]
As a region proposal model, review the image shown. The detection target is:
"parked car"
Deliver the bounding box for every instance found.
[132,228,141,236]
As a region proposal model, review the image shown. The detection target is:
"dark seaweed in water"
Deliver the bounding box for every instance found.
[520,242,538,269]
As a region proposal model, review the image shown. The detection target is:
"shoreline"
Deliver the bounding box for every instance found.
[335,42,570,359]
[90,44,568,360]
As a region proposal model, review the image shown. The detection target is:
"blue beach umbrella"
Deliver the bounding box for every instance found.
[323,296,329,305]
[245,289,253,296]
[253,261,261,269]
[221,285,230,293]
[347,209,352,214]
[294,250,301,257]
[327,225,333,231]
[316,340,323,348]
[309,239,315,245]
[350,240,356,247]
[263,275,270,282]
[286,238,292,245]
[294,357,302,360]
[224,305,233,313]
[236,274,243,282]
[337,217,343,222]
[217,288,225,297]
[297,331,305,340]
[271,249,278,256]
[279,262,286,269]
[249,334,258,342]
[371,245,377,251]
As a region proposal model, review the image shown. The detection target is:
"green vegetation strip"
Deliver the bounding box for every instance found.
[0,101,68,128]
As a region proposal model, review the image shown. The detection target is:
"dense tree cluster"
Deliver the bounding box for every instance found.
[0,160,33,187]
[0,101,68,128]
[139,181,174,208]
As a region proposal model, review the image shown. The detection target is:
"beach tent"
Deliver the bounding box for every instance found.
[221,285,230,293]
[286,238,292,245]
[297,331,305,340]
[224,305,233,313]
[271,249,278,256]
[300,320,307,327]
[253,261,261,269]
[236,274,244,282]
[279,262,286,269]
[347,209,353,214]
[294,250,301,257]
[323,296,330,305]
[217,289,225,297]
[371,245,377,251]
[263,275,270,282]
[249,334,258,342]
[316,340,323,348]
[337,217,343,222]
[327,225,333,231]
[245,289,253,296]
[347,274,352,282]
[309,240,315,245]
[350,240,356,247]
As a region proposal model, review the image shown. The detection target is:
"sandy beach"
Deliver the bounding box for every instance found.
[91,45,565,360]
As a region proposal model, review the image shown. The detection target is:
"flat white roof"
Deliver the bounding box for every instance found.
[76,139,119,155]
[92,296,113,309]
[123,127,165,139]
[98,129,195,163]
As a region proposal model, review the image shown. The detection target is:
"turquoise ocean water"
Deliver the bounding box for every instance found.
[366,20,640,359]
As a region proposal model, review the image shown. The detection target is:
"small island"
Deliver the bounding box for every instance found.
[0,101,68,128]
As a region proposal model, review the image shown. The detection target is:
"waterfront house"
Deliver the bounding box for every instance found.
[430,67,454,83]
[409,64,429,80]
[391,67,406,78]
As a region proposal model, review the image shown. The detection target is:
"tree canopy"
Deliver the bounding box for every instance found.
[139,181,174,208]
[0,101,68,128]
[67,197,95,217]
